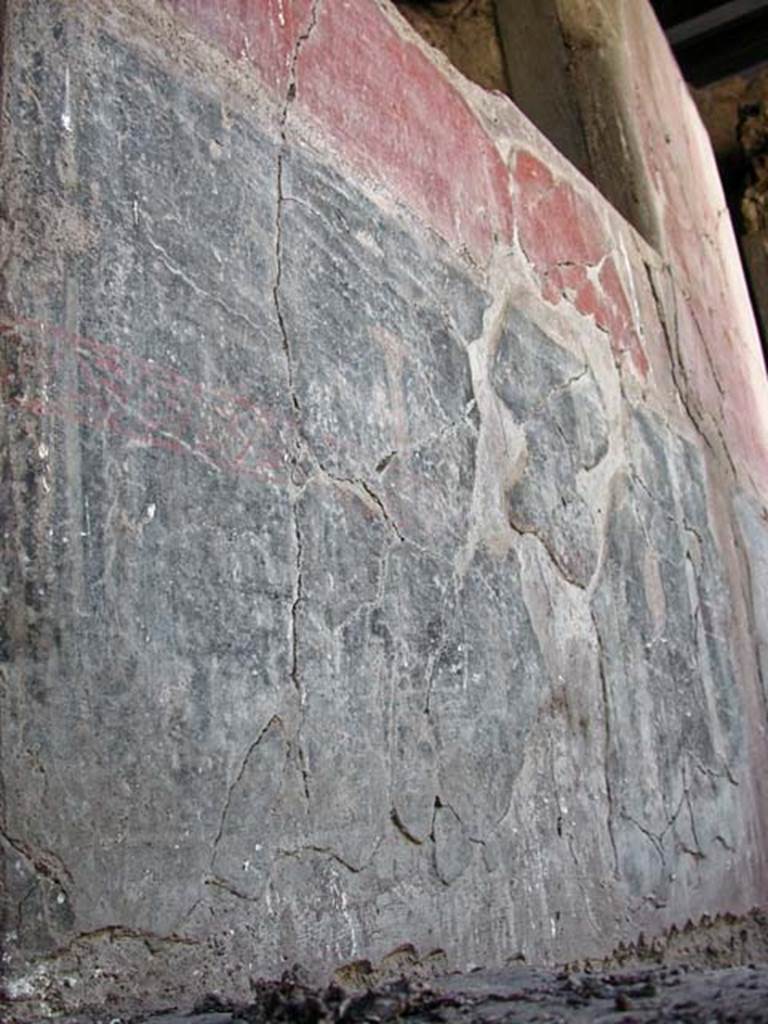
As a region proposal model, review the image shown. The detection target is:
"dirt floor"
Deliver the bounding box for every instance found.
[12,910,768,1024]
[135,962,768,1023]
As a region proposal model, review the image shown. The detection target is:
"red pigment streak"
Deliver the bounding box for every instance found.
[0,318,288,481]
[1,319,436,535]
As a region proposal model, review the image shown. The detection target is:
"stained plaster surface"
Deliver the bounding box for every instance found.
[1,0,768,1019]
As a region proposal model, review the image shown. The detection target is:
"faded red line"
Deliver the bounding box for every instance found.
[1,317,290,483]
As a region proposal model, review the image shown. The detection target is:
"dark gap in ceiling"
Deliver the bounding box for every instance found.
[651,0,768,85]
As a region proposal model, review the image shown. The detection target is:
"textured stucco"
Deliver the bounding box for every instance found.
[1,0,768,1018]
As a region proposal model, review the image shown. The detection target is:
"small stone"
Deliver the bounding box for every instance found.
[615,990,634,1011]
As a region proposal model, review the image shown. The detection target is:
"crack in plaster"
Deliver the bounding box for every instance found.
[142,224,265,340]
[630,470,697,540]
[275,836,383,875]
[422,578,457,717]
[714,834,736,852]
[732,515,768,718]
[290,507,305,709]
[268,6,420,814]
[40,925,200,960]
[622,777,692,872]
[211,714,284,858]
[8,5,748,969]
[683,784,706,862]
[390,807,423,846]
[272,0,321,442]
[270,6,322,806]
[325,540,394,637]
[711,418,739,480]
[643,262,726,470]
[205,875,260,902]
[317,465,404,542]
[629,470,734,720]
[589,615,620,880]
[427,796,471,888]
[375,450,397,474]
[533,366,590,422]
[641,279,736,487]
[373,397,479,479]
[645,265,706,429]
[0,828,73,893]
[482,312,609,590]
[687,301,726,401]
[591,520,730,873]
[507,517,588,591]
[285,455,312,808]
[623,813,667,867]
[693,757,738,787]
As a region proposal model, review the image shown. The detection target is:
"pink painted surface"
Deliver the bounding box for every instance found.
[164,0,766,486]
[167,0,314,97]
[295,0,513,263]
[164,0,646,378]
[514,150,648,378]
[515,151,606,269]
[166,0,513,264]
[622,1,768,489]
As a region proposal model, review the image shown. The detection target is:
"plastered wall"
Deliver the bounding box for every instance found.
[1,0,768,1017]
